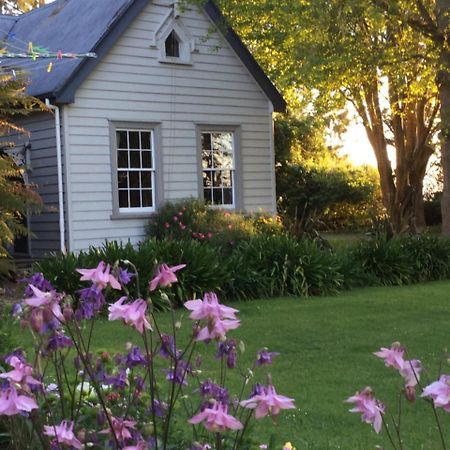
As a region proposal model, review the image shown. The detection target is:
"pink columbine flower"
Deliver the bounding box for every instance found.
[240,383,295,420]
[100,416,137,442]
[149,263,186,291]
[43,420,82,449]
[185,292,238,321]
[374,342,405,370]
[189,402,243,433]
[108,297,152,334]
[196,317,241,342]
[346,387,385,433]
[185,293,240,341]
[421,375,450,411]
[77,261,121,290]
[24,285,59,308]
[400,359,422,388]
[0,386,38,416]
[0,356,41,388]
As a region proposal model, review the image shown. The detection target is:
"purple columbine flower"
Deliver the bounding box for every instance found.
[126,346,147,368]
[45,333,73,353]
[147,399,168,418]
[75,286,105,320]
[159,334,177,359]
[105,368,128,389]
[5,349,25,365]
[249,383,266,398]
[118,268,135,286]
[11,303,22,317]
[255,348,280,366]
[200,380,229,407]
[216,339,238,369]
[21,273,54,297]
[165,360,192,386]
[114,353,126,366]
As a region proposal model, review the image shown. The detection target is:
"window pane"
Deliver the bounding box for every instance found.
[118,151,128,168]
[130,190,141,208]
[141,132,151,150]
[212,188,223,205]
[142,151,152,169]
[201,133,212,150]
[223,188,233,205]
[212,132,233,153]
[165,31,180,58]
[202,151,212,169]
[142,190,153,207]
[213,171,223,187]
[119,190,129,208]
[220,152,233,169]
[129,171,140,189]
[118,171,128,189]
[129,132,140,149]
[204,188,212,204]
[117,130,128,149]
[130,151,141,168]
[203,170,212,187]
[141,171,152,188]
[221,170,232,187]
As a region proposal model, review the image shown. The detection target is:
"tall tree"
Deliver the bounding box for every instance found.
[210,0,439,233]
[1,0,44,14]
[369,1,450,235]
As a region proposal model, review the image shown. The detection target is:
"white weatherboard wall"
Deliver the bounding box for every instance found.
[65,2,275,252]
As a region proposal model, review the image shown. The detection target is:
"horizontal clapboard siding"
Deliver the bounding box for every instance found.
[1,113,62,257]
[66,2,274,252]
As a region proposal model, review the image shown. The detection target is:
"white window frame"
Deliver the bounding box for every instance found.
[110,122,162,219]
[198,126,242,210]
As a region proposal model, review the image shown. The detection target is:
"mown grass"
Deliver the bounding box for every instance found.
[10,281,450,449]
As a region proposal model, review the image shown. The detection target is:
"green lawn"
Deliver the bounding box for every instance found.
[11,281,450,449]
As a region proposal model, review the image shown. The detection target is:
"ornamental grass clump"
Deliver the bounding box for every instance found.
[1,259,296,449]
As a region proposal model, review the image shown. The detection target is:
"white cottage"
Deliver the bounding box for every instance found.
[0,0,285,257]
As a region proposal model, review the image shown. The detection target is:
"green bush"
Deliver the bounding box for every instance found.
[35,239,229,308]
[226,234,343,299]
[147,198,284,247]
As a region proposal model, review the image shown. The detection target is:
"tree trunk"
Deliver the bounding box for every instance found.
[436,0,450,235]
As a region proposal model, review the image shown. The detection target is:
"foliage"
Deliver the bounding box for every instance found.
[1,264,296,449]
[277,159,383,232]
[148,199,284,247]
[0,72,43,275]
[35,239,229,308]
[226,234,344,299]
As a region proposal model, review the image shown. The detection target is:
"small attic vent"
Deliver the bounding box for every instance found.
[165,31,180,58]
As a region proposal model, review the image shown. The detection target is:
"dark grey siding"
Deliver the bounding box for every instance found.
[2,112,61,257]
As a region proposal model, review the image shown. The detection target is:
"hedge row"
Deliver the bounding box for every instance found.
[34,233,450,306]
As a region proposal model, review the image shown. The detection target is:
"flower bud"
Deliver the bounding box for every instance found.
[405,386,416,403]
[63,306,74,321]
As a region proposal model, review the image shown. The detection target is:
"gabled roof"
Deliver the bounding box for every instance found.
[0,0,286,112]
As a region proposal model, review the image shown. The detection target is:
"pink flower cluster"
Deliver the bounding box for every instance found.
[108,297,152,334]
[374,343,422,394]
[184,292,240,341]
[422,375,450,411]
[346,387,385,433]
[44,420,82,449]
[149,263,186,291]
[0,355,39,416]
[77,261,121,290]
[189,401,243,433]
[240,382,296,420]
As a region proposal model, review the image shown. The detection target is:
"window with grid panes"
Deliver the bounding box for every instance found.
[116,129,155,212]
[201,131,234,207]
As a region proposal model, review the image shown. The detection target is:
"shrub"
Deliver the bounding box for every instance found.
[226,234,343,299]
[35,239,229,308]
[147,198,284,247]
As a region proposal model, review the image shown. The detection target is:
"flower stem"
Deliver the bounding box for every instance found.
[381,415,398,450]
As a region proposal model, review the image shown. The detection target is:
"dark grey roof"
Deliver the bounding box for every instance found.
[0,0,286,112]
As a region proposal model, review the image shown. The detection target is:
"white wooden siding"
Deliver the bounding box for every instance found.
[66,2,275,252]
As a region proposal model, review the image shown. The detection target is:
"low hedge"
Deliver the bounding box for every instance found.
[34,233,450,307]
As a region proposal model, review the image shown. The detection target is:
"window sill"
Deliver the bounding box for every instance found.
[110,213,154,221]
[158,58,193,66]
